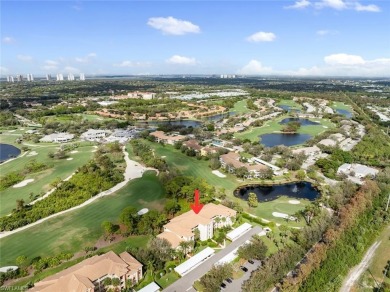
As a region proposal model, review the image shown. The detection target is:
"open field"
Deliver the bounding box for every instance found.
[277,99,303,110]
[358,225,390,290]
[233,100,250,114]
[332,101,353,111]
[0,171,165,266]
[0,133,95,216]
[235,115,335,142]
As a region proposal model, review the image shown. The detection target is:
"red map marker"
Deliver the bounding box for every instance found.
[190,189,204,214]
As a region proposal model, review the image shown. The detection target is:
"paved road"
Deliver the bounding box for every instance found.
[223,259,261,292]
[163,226,262,292]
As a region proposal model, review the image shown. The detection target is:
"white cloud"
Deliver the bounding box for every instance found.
[324,53,365,65]
[316,29,339,36]
[42,60,59,71]
[0,66,9,75]
[17,55,33,62]
[2,36,15,44]
[75,53,97,63]
[354,2,380,12]
[64,66,80,73]
[315,0,347,10]
[147,16,200,35]
[285,0,311,9]
[166,55,197,65]
[246,32,276,43]
[237,60,273,75]
[113,61,151,67]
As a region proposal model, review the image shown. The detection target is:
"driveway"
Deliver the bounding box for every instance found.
[223,260,261,292]
[163,226,262,292]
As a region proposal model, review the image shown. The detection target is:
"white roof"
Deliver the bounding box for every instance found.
[0,266,18,273]
[216,247,239,265]
[174,247,215,276]
[137,282,161,292]
[226,223,252,241]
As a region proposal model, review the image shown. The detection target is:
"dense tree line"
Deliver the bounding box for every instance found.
[0,153,124,231]
[315,148,353,179]
[130,139,168,171]
[0,111,19,127]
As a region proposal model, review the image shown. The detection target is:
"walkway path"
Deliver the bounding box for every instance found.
[340,240,382,292]
[0,147,149,239]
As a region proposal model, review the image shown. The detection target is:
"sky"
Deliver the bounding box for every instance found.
[1,0,389,77]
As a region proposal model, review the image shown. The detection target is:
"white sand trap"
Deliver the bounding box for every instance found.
[27,151,38,157]
[13,179,34,188]
[137,208,149,215]
[212,170,226,178]
[20,128,24,130]
[67,158,74,160]
[288,199,300,204]
[93,146,98,148]
[92,150,97,152]
[272,212,296,220]
[323,126,328,128]
[161,156,166,158]
[70,150,78,154]
[8,130,16,132]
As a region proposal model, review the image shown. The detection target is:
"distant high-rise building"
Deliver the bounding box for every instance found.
[79,73,85,81]
[16,74,23,82]
[67,73,75,81]
[6,76,11,82]
[56,74,64,81]
[26,74,34,82]
[46,74,51,81]
[9,76,14,83]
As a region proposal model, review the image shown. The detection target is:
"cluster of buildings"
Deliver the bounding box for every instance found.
[111,91,156,100]
[337,163,379,184]
[5,73,86,82]
[29,251,145,292]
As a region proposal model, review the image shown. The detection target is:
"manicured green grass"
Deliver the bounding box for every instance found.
[157,271,180,288]
[0,171,165,266]
[277,99,303,110]
[332,101,352,111]
[235,115,335,143]
[136,142,239,194]
[78,113,117,121]
[0,133,95,216]
[232,100,250,114]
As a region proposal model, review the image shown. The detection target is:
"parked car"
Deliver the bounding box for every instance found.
[248,259,254,264]
[220,283,227,289]
[240,266,248,272]
[226,278,233,283]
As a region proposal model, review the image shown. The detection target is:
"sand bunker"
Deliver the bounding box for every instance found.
[67,158,74,161]
[212,170,226,178]
[8,130,16,133]
[13,179,34,188]
[137,208,149,215]
[288,200,300,204]
[70,150,78,154]
[91,150,97,152]
[323,126,328,128]
[272,212,296,220]
[27,151,38,157]
[161,156,166,158]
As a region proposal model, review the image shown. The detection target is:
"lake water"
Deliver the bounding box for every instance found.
[0,144,21,162]
[206,111,236,122]
[336,109,353,118]
[235,181,320,202]
[136,120,202,128]
[259,133,312,147]
[279,118,319,126]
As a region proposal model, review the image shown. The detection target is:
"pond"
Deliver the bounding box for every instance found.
[259,133,312,147]
[336,109,353,118]
[136,120,202,128]
[279,118,319,126]
[0,144,21,162]
[235,181,320,202]
[206,111,236,122]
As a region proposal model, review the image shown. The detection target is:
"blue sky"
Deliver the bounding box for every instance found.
[1,0,389,77]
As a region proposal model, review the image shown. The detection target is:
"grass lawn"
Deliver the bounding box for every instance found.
[359,225,390,289]
[0,133,95,216]
[0,171,165,266]
[235,114,335,143]
[232,100,250,114]
[332,101,352,111]
[135,141,239,194]
[156,271,180,288]
[78,113,118,122]
[277,99,303,110]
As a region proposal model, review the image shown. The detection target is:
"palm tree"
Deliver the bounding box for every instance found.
[179,241,191,258]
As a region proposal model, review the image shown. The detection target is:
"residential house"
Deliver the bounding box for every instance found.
[337,163,379,179]
[219,152,268,179]
[29,251,143,292]
[40,133,74,143]
[200,146,219,157]
[150,131,186,145]
[157,203,236,249]
[292,146,321,157]
[81,129,110,141]
[183,139,202,152]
